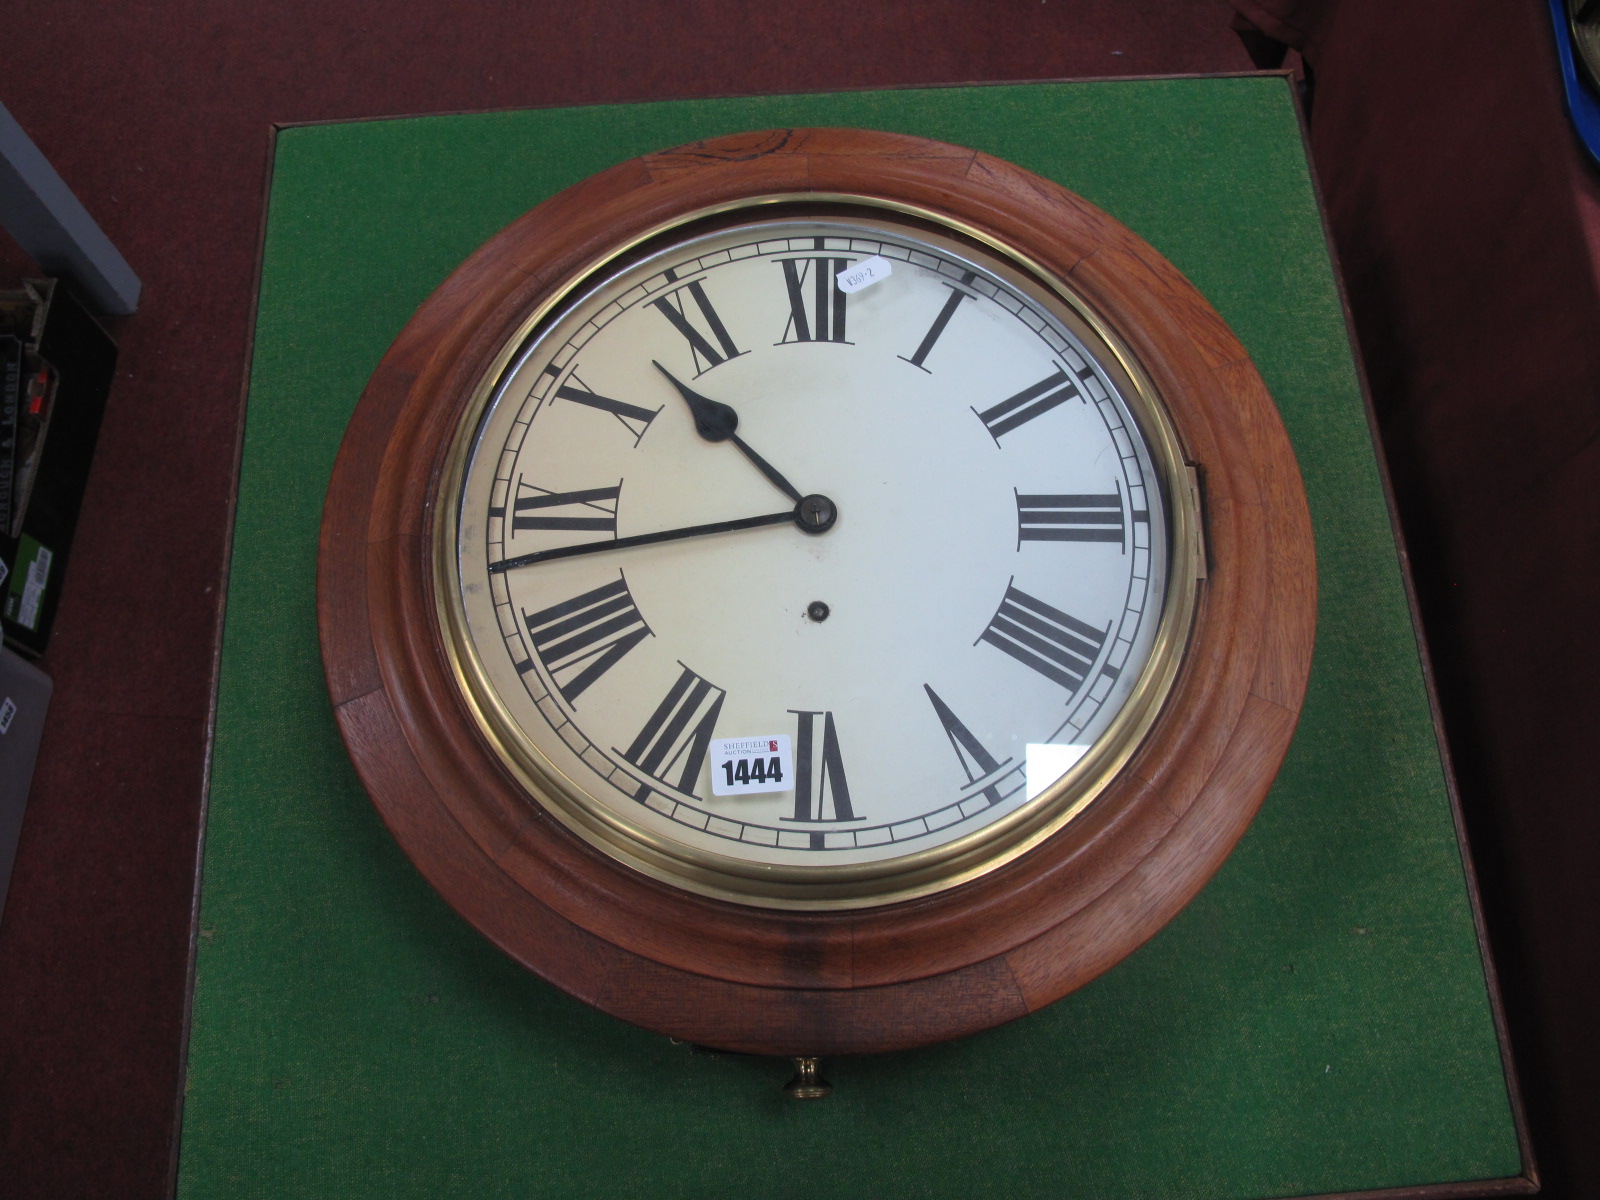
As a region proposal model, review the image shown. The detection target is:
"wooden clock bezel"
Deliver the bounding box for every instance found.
[318,128,1316,1057]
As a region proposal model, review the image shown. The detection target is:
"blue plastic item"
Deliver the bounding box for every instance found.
[1548,0,1600,167]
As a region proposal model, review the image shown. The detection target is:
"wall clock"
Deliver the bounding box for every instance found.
[318,128,1315,1067]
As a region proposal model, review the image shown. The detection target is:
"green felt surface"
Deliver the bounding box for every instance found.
[181,79,1523,1198]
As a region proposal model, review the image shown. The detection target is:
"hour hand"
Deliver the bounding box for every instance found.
[652,361,804,504]
[652,360,738,441]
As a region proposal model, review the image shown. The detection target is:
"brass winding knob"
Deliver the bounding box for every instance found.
[783,1056,831,1099]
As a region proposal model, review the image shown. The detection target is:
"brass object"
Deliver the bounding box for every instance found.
[784,1057,831,1099]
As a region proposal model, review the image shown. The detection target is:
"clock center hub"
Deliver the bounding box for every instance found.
[795,493,837,535]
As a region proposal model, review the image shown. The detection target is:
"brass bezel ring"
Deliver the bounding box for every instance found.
[430,196,1202,910]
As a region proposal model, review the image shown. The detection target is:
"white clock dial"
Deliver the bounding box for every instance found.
[446,212,1187,903]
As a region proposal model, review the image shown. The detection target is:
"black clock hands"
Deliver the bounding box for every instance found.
[651,360,805,504]
[488,489,836,573]
[653,358,739,441]
[489,509,795,573]
[491,365,839,574]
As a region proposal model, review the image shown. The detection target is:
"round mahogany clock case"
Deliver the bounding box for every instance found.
[318,128,1315,1057]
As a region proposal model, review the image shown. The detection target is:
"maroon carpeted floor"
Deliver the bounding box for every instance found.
[1,2,1596,1198]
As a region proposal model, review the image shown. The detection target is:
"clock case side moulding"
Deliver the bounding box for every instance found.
[317,128,1316,1056]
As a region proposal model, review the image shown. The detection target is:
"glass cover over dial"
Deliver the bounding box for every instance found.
[443,210,1195,907]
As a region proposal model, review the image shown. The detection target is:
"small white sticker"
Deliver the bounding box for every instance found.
[836,255,892,294]
[711,735,793,796]
[0,697,15,735]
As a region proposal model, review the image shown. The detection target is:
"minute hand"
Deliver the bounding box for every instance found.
[651,360,804,504]
[488,509,794,573]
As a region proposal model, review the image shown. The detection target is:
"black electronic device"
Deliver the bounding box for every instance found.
[0,280,116,656]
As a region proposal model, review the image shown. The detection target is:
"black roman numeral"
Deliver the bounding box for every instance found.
[552,368,660,444]
[899,273,975,371]
[650,279,744,374]
[523,575,651,704]
[778,249,850,344]
[1015,489,1125,550]
[978,583,1109,694]
[786,710,858,841]
[974,366,1084,442]
[618,665,725,798]
[510,479,620,534]
[923,685,1016,807]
